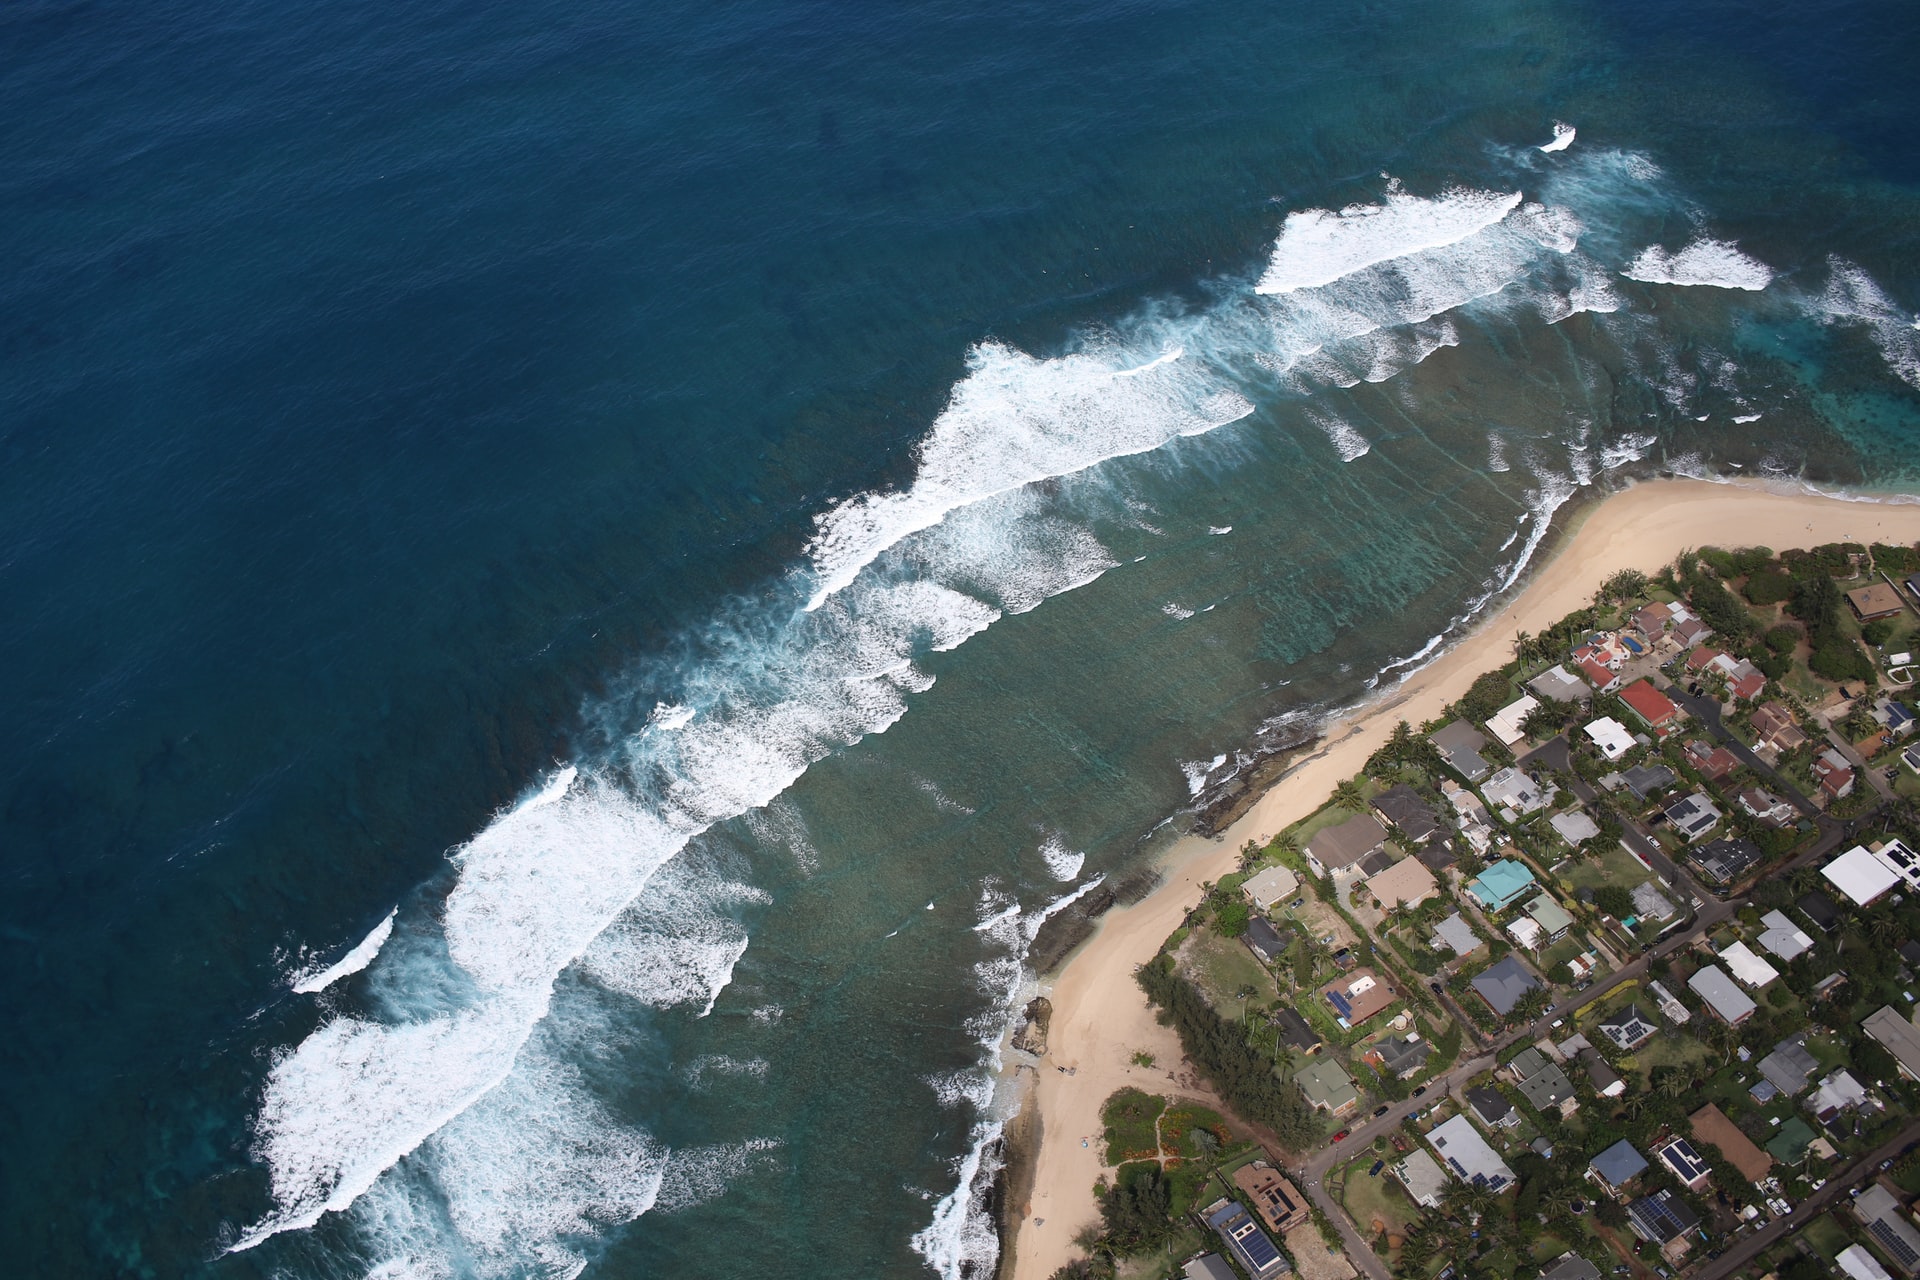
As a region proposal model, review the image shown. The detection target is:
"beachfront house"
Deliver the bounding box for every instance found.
[1243,916,1291,965]
[1365,856,1437,912]
[1529,665,1590,703]
[1241,864,1299,911]
[1304,813,1388,880]
[1430,721,1494,782]
[1485,694,1539,749]
[1466,858,1536,912]
[1272,1007,1323,1056]
[1848,583,1906,621]
[1202,1200,1290,1280]
[1233,1161,1311,1235]
[1370,783,1441,843]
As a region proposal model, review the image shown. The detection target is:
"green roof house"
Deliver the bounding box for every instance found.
[1295,1058,1360,1116]
[1467,859,1537,912]
[1525,893,1574,943]
[1766,1116,1819,1164]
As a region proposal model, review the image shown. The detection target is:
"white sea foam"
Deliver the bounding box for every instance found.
[1310,412,1371,462]
[652,1138,786,1214]
[1208,525,1232,535]
[1624,238,1774,290]
[1038,834,1086,882]
[683,1054,770,1091]
[1814,257,1920,388]
[1256,183,1525,294]
[1733,413,1762,424]
[289,908,396,995]
[1181,752,1228,797]
[1162,601,1196,619]
[1539,122,1577,153]
[578,867,771,1016]
[1487,431,1511,473]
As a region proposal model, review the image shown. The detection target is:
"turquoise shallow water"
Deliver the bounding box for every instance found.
[1,0,1917,1276]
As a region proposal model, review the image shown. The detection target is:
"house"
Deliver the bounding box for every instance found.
[1631,882,1677,921]
[1797,890,1843,933]
[1838,1244,1895,1280]
[1471,955,1542,1018]
[1432,912,1481,956]
[1233,1161,1311,1235]
[1620,679,1684,732]
[1663,792,1722,842]
[1466,859,1537,911]
[1416,837,1459,874]
[1689,964,1758,1024]
[1482,765,1550,815]
[1428,1113,1517,1190]
[1720,940,1779,989]
[1814,748,1857,800]
[1689,1103,1773,1183]
[1356,848,1396,878]
[1904,939,1920,971]
[1466,1084,1518,1129]
[1509,1046,1575,1110]
[1583,716,1636,760]
[1394,1149,1451,1209]
[1737,786,1797,827]
[1523,893,1573,943]
[1826,843,1905,906]
[1619,762,1678,800]
[1853,1184,1920,1276]
[1626,1187,1700,1251]
[1323,968,1395,1027]
[1539,1256,1604,1280]
[1848,583,1906,620]
[1305,814,1389,879]
[1751,701,1809,753]
[1813,971,1849,1000]
[1757,910,1814,962]
[1907,740,1920,773]
[1242,864,1300,910]
[1647,980,1691,1025]
[1245,916,1292,965]
[1549,808,1601,845]
[1757,1035,1819,1096]
[1683,739,1740,781]
[1295,1058,1359,1114]
[1686,648,1766,701]
[1184,1256,1240,1280]
[1430,721,1494,782]
[1581,1046,1624,1097]
[1767,1115,1819,1164]
[1873,698,1918,739]
[1863,1006,1920,1081]
[1808,1069,1871,1123]
[1371,784,1441,843]
[1273,1007,1323,1055]
[1203,1200,1291,1280]
[1671,608,1713,647]
[1577,652,1624,694]
[1365,856,1438,911]
[1368,1034,1431,1080]
[1588,1139,1649,1194]
[1597,1003,1658,1051]
[1634,601,1678,638]
[1879,839,1920,890]
[1486,694,1541,748]
[1529,665,1591,702]
[1691,836,1764,885]
[1654,1136,1713,1192]
[1507,916,1545,952]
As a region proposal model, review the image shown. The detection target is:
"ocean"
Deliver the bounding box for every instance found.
[2,0,1917,1275]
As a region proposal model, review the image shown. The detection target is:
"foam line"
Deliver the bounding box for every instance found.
[1539,122,1577,153]
[1623,238,1773,290]
[289,909,397,996]
[1256,185,1524,295]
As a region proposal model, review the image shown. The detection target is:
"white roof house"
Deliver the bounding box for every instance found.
[1583,717,1636,760]
[1719,941,1779,989]
[1242,865,1300,910]
[1394,1148,1451,1209]
[1838,1243,1894,1280]
[1507,916,1545,952]
[1825,844,1903,906]
[1689,965,1758,1023]
[1486,695,1541,748]
[1483,766,1551,815]
[1550,809,1601,845]
[1428,1114,1517,1191]
[1757,910,1814,962]
[1647,979,1690,1024]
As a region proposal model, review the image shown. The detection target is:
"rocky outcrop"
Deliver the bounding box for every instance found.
[1010,996,1052,1057]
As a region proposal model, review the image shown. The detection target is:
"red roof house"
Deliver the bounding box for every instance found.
[1683,740,1740,781]
[1812,749,1855,800]
[1686,647,1730,673]
[1620,679,1683,732]
[1578,654,1622,694]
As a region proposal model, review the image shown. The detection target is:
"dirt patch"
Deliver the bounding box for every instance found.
[1284,1223,1358,1280]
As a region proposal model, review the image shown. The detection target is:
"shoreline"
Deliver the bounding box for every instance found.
[1002,474,1920,1280]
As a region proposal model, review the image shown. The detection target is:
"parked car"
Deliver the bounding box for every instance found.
[1373,1105,1390,1117]
[1331,1128,1350,1142]
[1411,1085,1427,1097]
[1291,897,1306,909]
[1369,1160,1385,1176]
[1429,981,1444,994]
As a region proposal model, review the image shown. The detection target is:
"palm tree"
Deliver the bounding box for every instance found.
[1334,779,1368,813]
[1513,630,1534,665]
[1512,987,1552,1024]
[1658,1070,1692,1100]
[1621,1093,1650,1121]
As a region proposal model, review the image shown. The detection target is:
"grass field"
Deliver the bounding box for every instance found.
[1103,1088,1166,1165]
[1335,1153,1421,1242]
[1557,842,1655,897]
[1179,926,1279,1020]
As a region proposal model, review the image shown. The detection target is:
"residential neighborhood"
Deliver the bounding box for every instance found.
[1046,543,1920,1280]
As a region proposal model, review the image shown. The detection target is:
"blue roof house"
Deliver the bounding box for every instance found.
[1467,859,1537,912]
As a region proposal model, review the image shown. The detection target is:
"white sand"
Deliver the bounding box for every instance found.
[1009,477,1920,1280]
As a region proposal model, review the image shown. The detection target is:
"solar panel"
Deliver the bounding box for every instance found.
[1241,1230,1281,1269]
[1870,1221,1920,1269]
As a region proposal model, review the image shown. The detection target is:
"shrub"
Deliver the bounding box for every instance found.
[1215,898,1250,938]
[1745,569,1796,606]
[1864,619,1896,647]
[1764,624,1800,655]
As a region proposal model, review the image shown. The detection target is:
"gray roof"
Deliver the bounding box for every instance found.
[1597,1002,1658,1049]
[1581,1047,1622,1092]
[1854,1185,1920,1272]
[1245,915,1291,961]
[1689,964,1757,1022]
[1514,1059,1574,1110]
[1306,813,1388,870]
[1540,1257,1603,1280]
[1433,912,1481,955]
[1757,1036,1819,1096]
[1428,1114,1517,1190]
[1693,837,1764,884]
[1371,783,1440,842]
[1375,1035,1431,1077]
[1184,1257,1240,1280]
[1529,665,1592,703]
[1590,1139,1649,1188]
[1621,763,1677,799]
[1471,955,1541,1017]
[1430,720,1493,781]
[1466,1084,1513,1126]
[1273,1006,1323,1054]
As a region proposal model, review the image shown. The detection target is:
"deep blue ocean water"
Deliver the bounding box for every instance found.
[3,0,1918,1276]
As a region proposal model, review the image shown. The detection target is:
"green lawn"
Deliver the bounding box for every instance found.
[1557,843,1656,896]
[1799,1211,1853,1262]
[1103,1089,1166,1164]
[1336,1153,1421,1241]
[1180,927,1279,1020]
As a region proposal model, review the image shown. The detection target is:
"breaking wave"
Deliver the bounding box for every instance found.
[1623,237,1774,290]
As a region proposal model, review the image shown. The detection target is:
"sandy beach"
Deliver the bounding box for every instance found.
[1007,476,1920,1280]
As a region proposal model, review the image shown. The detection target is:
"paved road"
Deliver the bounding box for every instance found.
[1667,686,1823,818]
[1690,1120,1920,1280]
